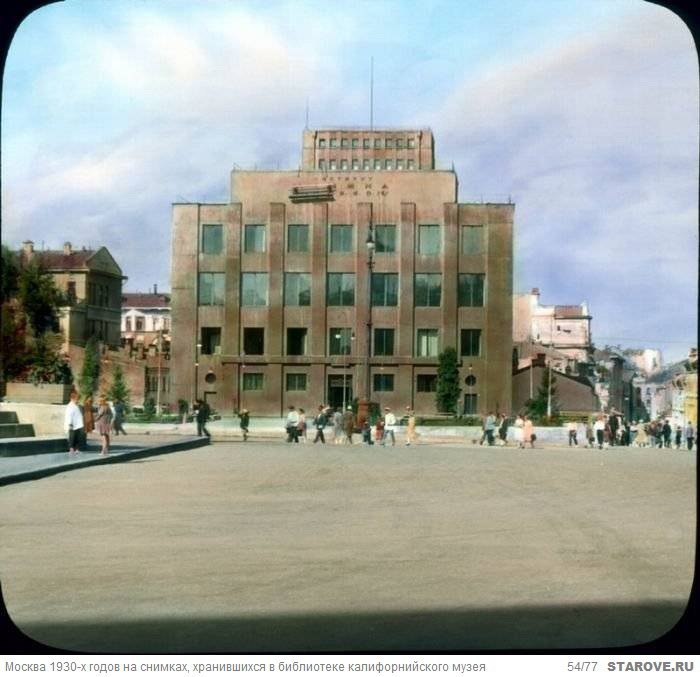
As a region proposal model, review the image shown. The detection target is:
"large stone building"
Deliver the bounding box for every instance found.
[171,127,514,416]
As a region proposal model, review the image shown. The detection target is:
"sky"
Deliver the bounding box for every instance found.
[2,0,697,363]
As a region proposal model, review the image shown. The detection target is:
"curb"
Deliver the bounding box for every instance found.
[0,436,210,487]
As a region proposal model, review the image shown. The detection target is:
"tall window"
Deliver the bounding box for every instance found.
[374,225,396,253]
[329,224,353,252]
[396,138,405,149]
[460,329,481,357]
[241,273,267,306]
[243,328,264,355]
[198,273,225,306]
[374,328,395,356]
[287,224,309,252]
[373,374,394,392]
[416,374,437,392]
[287,328,307,356]
[374,138,382,149]
[341,138,349,148]
[286,373,307,391]
[371,273,398,306]
[414,274,441,307]
[418,225,441,255]
[125,318,132,331]
[329,328,353,355]
[135,317,144,331]
[318,159,325,171]
[385,138,394,149]
[201,224,223,255]
[244,224,266,253]
[363,138,370,149]
[242,373,264,391]
[318,138,326,148]
[407,138,416,149]
[352,138,359,148]
[407,159,415,170]
[327,273,355,306]
[416,329,439,357]
[374,159,382,170]
[462,225,484,255]
[458,274,485,307]
[201,327,221,355]
[464,393,478,415]
[363,159,370,170]
[340,159,349,170]
[284,273,311,306]
[330,138,338,148]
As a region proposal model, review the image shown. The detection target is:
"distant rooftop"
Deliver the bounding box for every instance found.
[122,292,171,308]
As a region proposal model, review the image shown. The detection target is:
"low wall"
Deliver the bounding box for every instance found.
[0,403,66,436]
[4,382,72,405]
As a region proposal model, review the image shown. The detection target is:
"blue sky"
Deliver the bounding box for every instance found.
[2,0,697,363]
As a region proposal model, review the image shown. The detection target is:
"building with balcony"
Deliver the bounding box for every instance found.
[170,127,514,416]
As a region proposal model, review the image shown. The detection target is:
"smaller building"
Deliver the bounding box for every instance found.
[121,288,171,353]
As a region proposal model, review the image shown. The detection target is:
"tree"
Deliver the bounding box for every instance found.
[107,364,130,407]
[78,336,101,401]
[436,347,461,414]
[1,245,19,302]
[143,397,156,420]
[17,260,65,336]
[526,367,560,422]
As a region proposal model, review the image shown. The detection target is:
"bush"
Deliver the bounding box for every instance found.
[143,397,156,420]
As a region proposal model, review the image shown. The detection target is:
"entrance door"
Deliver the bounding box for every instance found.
[328,375,353,410]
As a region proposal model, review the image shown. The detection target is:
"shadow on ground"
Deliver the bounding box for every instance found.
[6,600,691,653]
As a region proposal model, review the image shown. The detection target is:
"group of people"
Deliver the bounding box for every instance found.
[278,404,416,447]
[585,414,695,450]
[64,391,128,456]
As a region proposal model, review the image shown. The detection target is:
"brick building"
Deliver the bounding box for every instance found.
[171,127,514,416]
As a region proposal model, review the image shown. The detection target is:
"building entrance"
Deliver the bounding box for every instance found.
[328,375,353,410]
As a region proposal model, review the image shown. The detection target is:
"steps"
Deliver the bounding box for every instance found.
[0,410,44,452]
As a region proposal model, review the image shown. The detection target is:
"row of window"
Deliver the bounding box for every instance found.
[244,372,439,393]
[201,327,482,358]
[198,272,485,307]
[124,317,170,331]
[318,158,416,171]
[201,224,485,256]
[87,282,114,308]
[318,137,417,150]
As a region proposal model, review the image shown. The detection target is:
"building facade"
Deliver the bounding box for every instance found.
[171,128,514,416]
[121,289,171,350]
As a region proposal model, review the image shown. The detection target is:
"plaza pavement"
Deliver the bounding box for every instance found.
[0,439,695,653]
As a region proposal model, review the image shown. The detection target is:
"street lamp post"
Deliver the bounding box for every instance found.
[194,342,202,403]
[336,331,355,411]
[365,226,375,401]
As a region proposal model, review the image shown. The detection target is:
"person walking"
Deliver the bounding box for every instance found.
[332,408,343,444]
[112,399,127,436]
[674,425,683,449]
[382,407,397,446]
[285,406,300,443]
[684,422,695,450]
[94,396,113,456]
[64,391,85,455]
[513,414,524,449]
[522,416,535,449]
[567,420,578,447]
[313,405,327,444]
[405,407,417,446]
[362,418,373,445]
[239,409,250,441]
[298,408,308,443]
[498,413,509,446]
[608,411,618,446]
[375,415,385,445]
[593,415,605,450]
[342,407,355,445]
[484,412,496,446]
[585,419,595,448]
[662,419,672,448]
[634,421,648,448]
[83,395,95,438]
[195,399,211,438]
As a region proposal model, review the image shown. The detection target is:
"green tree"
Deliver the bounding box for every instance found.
[78,336,101,401]
[143,397,156,420]
[436,347,461,414]
[17,260,65,336]
[1,245,19,302]
[107,364,130,407]
[526,367,560,422]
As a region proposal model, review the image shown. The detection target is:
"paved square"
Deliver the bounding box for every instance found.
[0,442,694,652]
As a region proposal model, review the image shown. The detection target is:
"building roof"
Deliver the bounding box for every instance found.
[31,250,96,269]
[122,292,171,308]
[554,305,589,318]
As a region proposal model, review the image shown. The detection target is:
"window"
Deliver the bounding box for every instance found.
[330,138,338,148]
[418,225,441,255]
[318,159,325,171]
[241,273,267,306]
[244,224,265,253]
[462,225,484,255]
[374,328,395,356]
[352,138,359,148]
[327,273,355,306]
[416,329,439,357]
[243,373,263,391]
[363,138,370,149]
[329,224,353,252]
[396,159,404,170]
[286,373,307,391]
[124,317,131,332]
[284,273,311,306]
[414,274,441,307]
[407,159,415,170]
[135,317,144,331]
[287,328,307,356]
[329,159,337,170]
[243,328,264,355]
[460,329,481,357]
[287,224,309,252]
[201,224,223,255]
[416,374,437,392]
[458,274,485,307]
[198,272,225,305]
[407,138,415,149]
[374,138,382,149]
[352,159,360,171]
[464,393,478,415]
[371,273,398,306]
[329,328,353,355]
[385,159,393,170]
[363,159,371,170]
[201,327,222,355]
[340,159,349,170]
[67,281,76,304]
[374,159,382,170]
[373,374,394,392]
[385,138,394,149]
[341,138,349,148]
[396,138,404,149]
[374,224,396,253]
[318,138,326,148]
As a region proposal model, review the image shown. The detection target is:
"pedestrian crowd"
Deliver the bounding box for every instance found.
[63,390,129,456]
